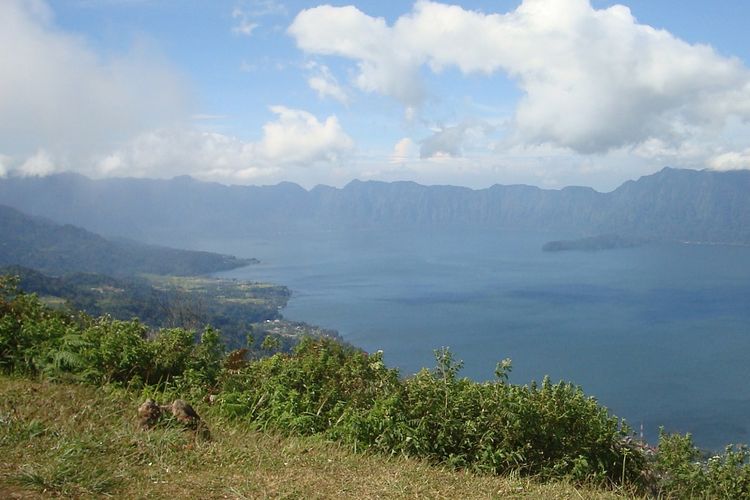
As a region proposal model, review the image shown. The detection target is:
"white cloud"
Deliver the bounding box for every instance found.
[231,1,287,36]
[97,128,262,179]
[289,0,750,155]
[94,106,354,182]
[420,120,493,159]
[259,106,354,163]
[0,0,188,159]
[390,138,418,163]
[289,5,424,107]
[709,150,750,171]
[18,150,58,177]
[631,137,715,169]
[231,8,259,36]
[306,63,349,104]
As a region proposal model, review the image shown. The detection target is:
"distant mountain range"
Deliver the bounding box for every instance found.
[1,167,749,245]
[0,204,254,276]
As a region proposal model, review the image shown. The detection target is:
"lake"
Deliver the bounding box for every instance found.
[208,227,750,450]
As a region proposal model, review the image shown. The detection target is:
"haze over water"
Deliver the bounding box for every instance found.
[213,228,750,450]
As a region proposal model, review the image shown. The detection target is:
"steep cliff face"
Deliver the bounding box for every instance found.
[1,167,749,244]
[600,167,750,242]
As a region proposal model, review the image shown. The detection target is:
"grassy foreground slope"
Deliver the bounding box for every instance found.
[0,377,627,499]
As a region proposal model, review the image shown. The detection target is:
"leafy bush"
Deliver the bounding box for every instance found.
[217,340,643,484]
[0,275,222,392]
[80,318,152,384]
[218,337,400,434]
[0,275,86,377]
[651,432,750,498]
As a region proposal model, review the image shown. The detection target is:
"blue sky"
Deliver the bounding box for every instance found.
[1,0,750,190]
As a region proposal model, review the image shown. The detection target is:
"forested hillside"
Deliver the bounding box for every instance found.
[0,266,295,349]
[0,204,254,276]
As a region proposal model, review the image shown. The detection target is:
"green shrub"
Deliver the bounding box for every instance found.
[1,275,222,394]
[216,340,644,485]
[218,337,400,434]
[149,327,194,381]
[80,318,151,384]
[1,275,86,376]
[348,351,643,483]
[652,432,750,498]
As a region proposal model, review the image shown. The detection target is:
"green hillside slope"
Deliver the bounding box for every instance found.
[0,204,254,277]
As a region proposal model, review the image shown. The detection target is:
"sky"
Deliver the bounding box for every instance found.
[1,0,750,191]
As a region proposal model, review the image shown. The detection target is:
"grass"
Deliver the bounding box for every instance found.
[0,376,637,499]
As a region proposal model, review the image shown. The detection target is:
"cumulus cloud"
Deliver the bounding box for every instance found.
[289,5,424,107]
[630,137,716,169]
[97,128,264,179]
[18,150,58,177]
[709,150,750,171]
[306,63,349,104]
[289,0,750,155]
[0,0,188,160]
[259,106,354,163]
[390,138,419,163]
[95,106,354,182]
[420,120,493,159]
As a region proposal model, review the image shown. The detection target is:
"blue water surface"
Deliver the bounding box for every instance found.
[205,227,750,450]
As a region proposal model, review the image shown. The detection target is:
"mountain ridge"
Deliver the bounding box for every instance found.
[1,167,749,245]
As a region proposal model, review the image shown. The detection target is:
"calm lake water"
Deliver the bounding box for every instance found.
[207,228,750,450]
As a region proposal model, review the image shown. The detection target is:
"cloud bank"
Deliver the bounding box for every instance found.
[2,0,750,188]
[0,0,353,184]
[290,0,750,155]
[709,150,750,171]
[0,0,188,159]
[98,106,354,182]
